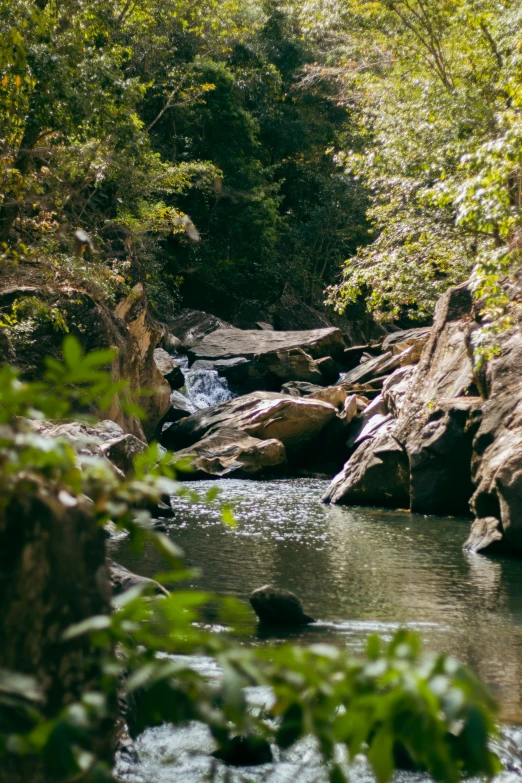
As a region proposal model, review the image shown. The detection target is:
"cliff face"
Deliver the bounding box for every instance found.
[317,281,522,557]
[0,281,171,441]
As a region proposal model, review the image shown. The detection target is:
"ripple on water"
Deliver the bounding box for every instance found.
[113,478,522,781]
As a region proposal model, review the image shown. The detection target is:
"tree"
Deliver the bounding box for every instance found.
[297,0,522,340]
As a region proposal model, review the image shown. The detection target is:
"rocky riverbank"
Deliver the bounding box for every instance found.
[3,273,522,559]
[154,285,522,558]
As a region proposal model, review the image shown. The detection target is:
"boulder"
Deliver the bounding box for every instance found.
[159,331,183,354]
[342,394,359,424]
[153,348,184,389]
[165,309,233,348]
[323,419,409,508]
[464,517,504,554]
[251,347,324,386]
[99,434,148,476]
[249,585,314,626]
[188,326,345,364]
[160,392,337,462]
[109,561,169,598]
[31,419,126,457]
[393,284,478,515]
[174,429,287,478]
[326,285,478,514]
[397,285,475,414]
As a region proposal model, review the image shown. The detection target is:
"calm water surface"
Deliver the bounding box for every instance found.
[113,478,522,782]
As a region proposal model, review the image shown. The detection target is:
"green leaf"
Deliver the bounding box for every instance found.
[62,335,83,369]
[368,726,394,783]
[62,615,111,640]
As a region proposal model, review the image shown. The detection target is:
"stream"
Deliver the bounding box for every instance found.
[113,477,522,783]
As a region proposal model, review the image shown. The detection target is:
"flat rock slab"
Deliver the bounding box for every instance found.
[187,327,345,363]
[166,309,233,348]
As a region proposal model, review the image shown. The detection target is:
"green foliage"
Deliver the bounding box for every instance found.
[0,338,503,782]
[0,0,369,317]
[314,0,522,334]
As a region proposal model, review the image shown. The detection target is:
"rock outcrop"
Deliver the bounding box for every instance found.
[29,419,148,476]
[174,429,287,478]
[188,326,345,363]
[325,284,482,517]
[0,282,171,441]
[109,561,169,597]
[467,313,522,553]
[161,392,337,462]
[323,418,409,508]
[184,326,345,393]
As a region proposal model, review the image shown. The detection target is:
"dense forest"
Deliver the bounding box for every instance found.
[2,0,520,338]
[1,2,522,782]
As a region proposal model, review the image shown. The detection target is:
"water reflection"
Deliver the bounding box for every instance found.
[113,479,522,720]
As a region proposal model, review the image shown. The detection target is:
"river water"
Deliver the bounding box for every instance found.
[113,478,522,783]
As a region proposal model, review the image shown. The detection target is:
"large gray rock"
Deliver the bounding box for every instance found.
[187,326,345,364]
[393,284,478,516]
[30,419,125,457]
[174,429,287,478]
[408,398,482,515]
[160,391,337,461]
[323,419,409,508]
[325,284,479,515]
[248,347,324,387]
[382,327,432,355]
[340,352,394,386]
[464,517,504,554]
[166,309,233,348]
[99,434,148,476]
[249,585,314,626]
[29,419,151,479]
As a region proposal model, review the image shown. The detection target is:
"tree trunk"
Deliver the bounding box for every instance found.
[0,479,116,782]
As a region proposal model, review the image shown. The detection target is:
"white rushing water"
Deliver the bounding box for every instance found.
[172,355,234,413]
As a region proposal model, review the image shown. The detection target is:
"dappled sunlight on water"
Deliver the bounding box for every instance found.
[113,478,522,782]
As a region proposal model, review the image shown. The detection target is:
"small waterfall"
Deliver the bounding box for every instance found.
[172,355,234,412]
[183,368,234,410]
